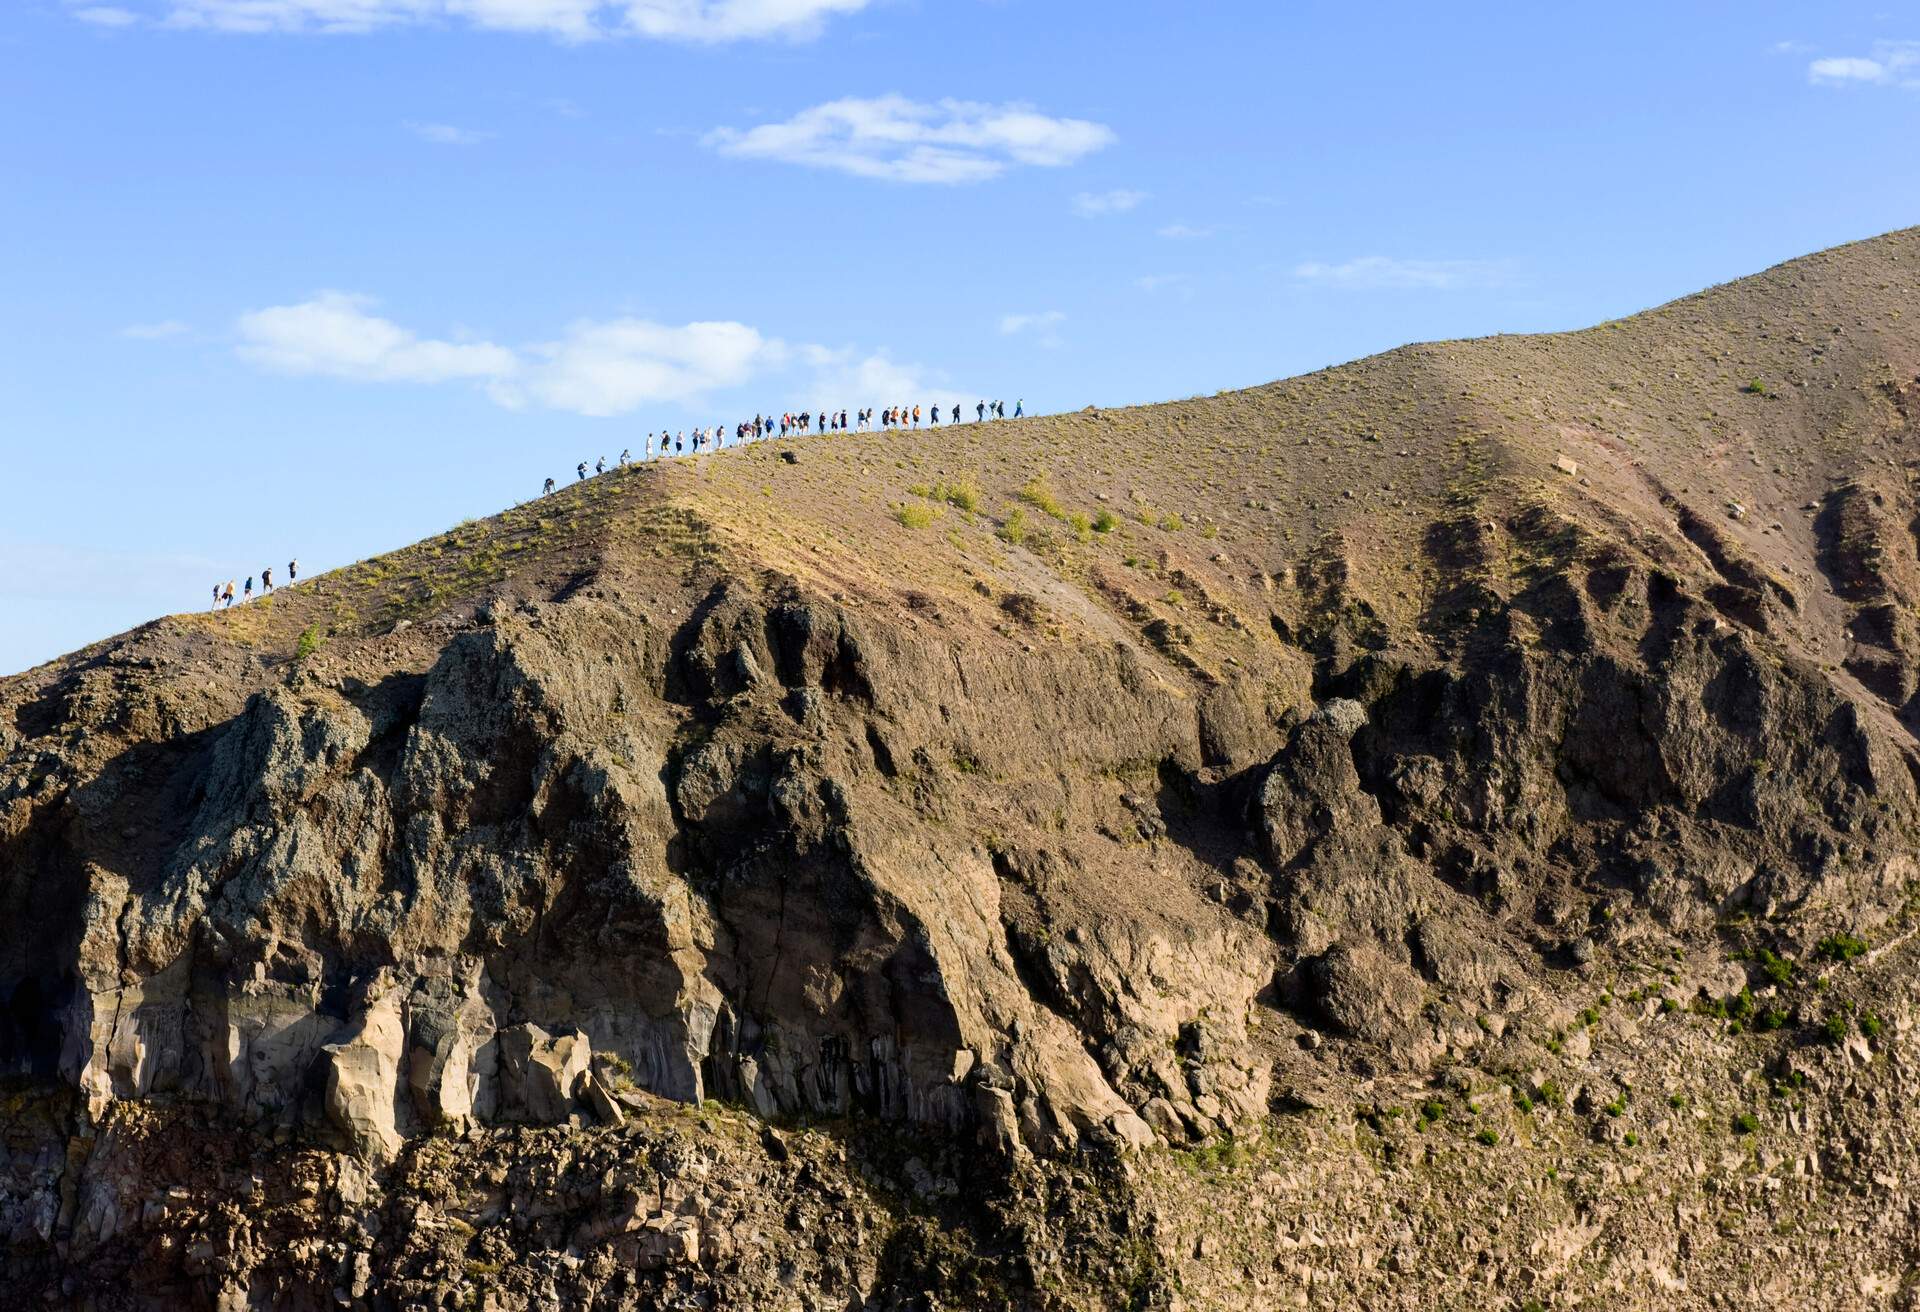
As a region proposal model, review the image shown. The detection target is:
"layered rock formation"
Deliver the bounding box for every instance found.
[6,228,1920,1308]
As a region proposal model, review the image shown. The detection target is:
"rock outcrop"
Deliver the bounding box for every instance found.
[8,226,1920,1308]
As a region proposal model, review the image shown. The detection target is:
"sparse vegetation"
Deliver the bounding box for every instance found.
[895,502,938,529]
[1816,933,1868,963]
[1018,476,1066,520]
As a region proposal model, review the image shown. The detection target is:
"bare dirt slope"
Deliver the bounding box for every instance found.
[5,227,1920,1310]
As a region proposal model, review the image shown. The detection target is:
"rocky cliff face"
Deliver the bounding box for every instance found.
[7,229,1920,1309]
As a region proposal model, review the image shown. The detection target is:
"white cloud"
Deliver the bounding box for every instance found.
[405,120,492,145]
[998,310,1065,336]
[231,292,958,418]
[624,0,872,42]
[705,95,1115,183]
[1072,188,1147,216]
[1808,42,1920,86]
[122,319,191,339]
[237,292,517,383]
[1156,223,1214,240]
[998,310,1065,349]
[111,0,870,39]
[1291,256,1512,291]
[73,6,143,25]
[1128,272,1190,301]
[1810,55,1891,82]
[499,319,779,416]
[798,344,968,414]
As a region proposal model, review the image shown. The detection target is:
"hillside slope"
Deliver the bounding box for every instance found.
[5,227,1920,1310]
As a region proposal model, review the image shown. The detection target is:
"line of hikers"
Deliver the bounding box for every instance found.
[541,399,1025,494]
[212,559,299,609]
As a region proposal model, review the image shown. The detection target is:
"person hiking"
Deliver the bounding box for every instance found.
[224,580,235,608]
[976,400,986,422]
[577,462,587,480]
[912,405,921,428]
[595,456,606,475]
[288,559,297,584]
[212,583,221,610]
[620,448,630,467]
[544,476,555,495]
[243,576,254,602]
[1015,399,1023,418]
[262,566,273,594]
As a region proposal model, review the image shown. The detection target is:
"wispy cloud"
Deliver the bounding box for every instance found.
[233,291,960,416]
[705,96,1114,183]
[405,120,492,145]
[72,5,142,25]
[87,0,876,41]
[1156,223,1214,240]
[121,319,191,339]
[1072,188,1147,216]
[1134,273,1186,293]
[798,343,967,413]
[238,293,519,385]
[1291,256,1513,291]
[999,310,1065,335]
[998,310,1066,348]
[1807,41,1920,87]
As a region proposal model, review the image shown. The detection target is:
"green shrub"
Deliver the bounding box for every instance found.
[1537,1081,1563,1107]
[1068,511,1092,542]
[1018,476,1065,519]
[998,508,1029,545]
[1668,1092,1689,1109]
[943,481,982,513]
[1623,1131,1639,1147]
[1860,1013,1883,1040]
[1732,1111,1759,1135]
[1475,1128,1498,1147]
[1820,1013,1849,1044]
[1092,507,1120,533]
[1159,511,1185,532]
[1755,948,1794,987]
[1420,1100,1447,1125]
[293,625,324,662]
[1816,933,1868,963]
[1603,1096,1625,1118]
[895,502,938,529]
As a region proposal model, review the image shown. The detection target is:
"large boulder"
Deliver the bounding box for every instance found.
[498,1023,592,1124]
[319,991,406,1161]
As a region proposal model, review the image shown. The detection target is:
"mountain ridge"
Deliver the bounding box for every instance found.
[4,226,1920,1310]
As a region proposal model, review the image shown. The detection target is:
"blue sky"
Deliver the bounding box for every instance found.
[2,1,1917,674]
